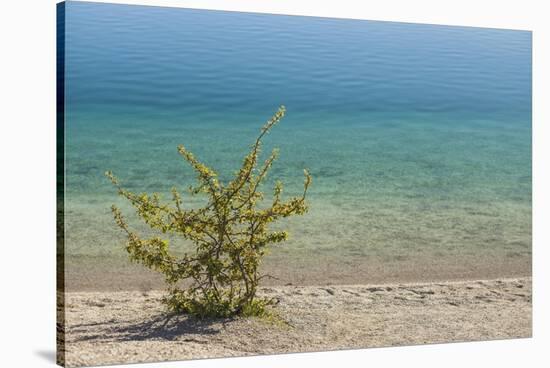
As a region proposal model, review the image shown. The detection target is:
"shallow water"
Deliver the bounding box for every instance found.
[61,2,531,285]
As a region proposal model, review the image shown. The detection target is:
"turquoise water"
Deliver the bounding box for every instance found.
[62,2,531,283]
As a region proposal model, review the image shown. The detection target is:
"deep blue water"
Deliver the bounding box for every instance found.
[62,2,531,274]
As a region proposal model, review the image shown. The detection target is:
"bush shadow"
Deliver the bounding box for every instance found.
[73,313,233,343]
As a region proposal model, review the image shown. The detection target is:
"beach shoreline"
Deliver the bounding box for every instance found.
[62,251,532,292]
[59,277,532,367]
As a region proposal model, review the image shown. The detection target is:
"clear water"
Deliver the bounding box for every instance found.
[62,2,531,285]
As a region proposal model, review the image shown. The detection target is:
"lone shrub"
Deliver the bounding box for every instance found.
[106,106,311,318]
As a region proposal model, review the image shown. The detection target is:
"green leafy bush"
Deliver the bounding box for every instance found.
[106,106,311,318]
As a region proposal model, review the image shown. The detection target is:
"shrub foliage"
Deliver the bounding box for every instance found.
[106,106,311,318]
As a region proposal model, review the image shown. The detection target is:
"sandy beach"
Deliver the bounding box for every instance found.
[63,250,532,291]
[59,277,531,367]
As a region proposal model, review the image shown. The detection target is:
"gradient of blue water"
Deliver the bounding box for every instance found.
[63,2,531,270]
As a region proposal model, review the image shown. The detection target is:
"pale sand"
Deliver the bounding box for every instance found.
[59,277,531,367]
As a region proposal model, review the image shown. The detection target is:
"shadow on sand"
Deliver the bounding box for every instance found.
[72,313,233,343]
